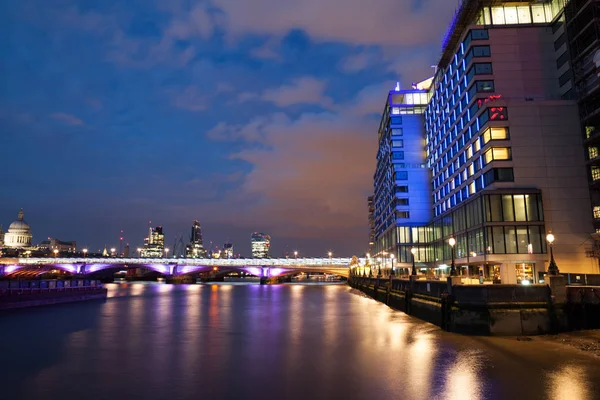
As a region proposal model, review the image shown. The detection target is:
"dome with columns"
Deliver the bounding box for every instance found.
[4,209,32,248]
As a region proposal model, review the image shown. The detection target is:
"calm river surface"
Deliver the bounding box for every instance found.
[1,282,600,400]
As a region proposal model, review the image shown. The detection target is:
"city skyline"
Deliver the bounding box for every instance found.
[0,0,457,257]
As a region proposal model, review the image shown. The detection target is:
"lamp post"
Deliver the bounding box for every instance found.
[137,248,142,258]
[294,251,298,259]
[448,238,456,276]
[390,253,395,276]
[83,248,88,258]
[53,249,58,258]
[411,247,417,276]
[328,251,332,259]
[546,233,559,275]
[164,248,169,259]
[110,248,116,257]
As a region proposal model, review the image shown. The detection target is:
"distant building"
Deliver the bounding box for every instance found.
[186,220,207,258]
[4,209,33,249]
[367,196,375,252]
[141,226,165,258]
[251,232,270,258]
[38,238,77,253]
[0,224,4,248]
[223,243,233,259]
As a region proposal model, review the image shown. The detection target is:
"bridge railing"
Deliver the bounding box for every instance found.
[13,257,361,267]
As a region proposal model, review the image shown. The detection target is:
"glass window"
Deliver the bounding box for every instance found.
[397,171,408,180]
[505,226,517,253]
[474,63,493,74]
[397,198,409,206]
[504,7,518,24]
[589,147,598,159]
[492,226,505,253]
[392,140,404,147]
[393,151,404,160]
[491,7,505,24]
[489,195,503,222]
[472,46,491,57]
[592,166,600,181]
[529,226,542,253]
[397,186,409,193]
[471,29,489,40]
[517,6,532,23]
[594,206,600,219]
[513,195,527,221]
[531,5,546,22]
[476,80,495,93]
[516,227,529,253]
[392,128,403,136]
[525,194,539,221]
[391,116,402,125]
[502,195,515,221]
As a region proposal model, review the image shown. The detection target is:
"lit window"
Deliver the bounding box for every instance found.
[504,6,518,24]
[586,126,594,139]
[592,167,600,181]
[484,147,511,164]
[531,5,545,22]
[594,206,600,219]
[517,6,531,23]
[467,145,473,159]
[468,163,475,177]
[589,147,598,159]
[474,139,481,152]
[482,127,508,143]
[469,182,476,194]
[392,107,401,115]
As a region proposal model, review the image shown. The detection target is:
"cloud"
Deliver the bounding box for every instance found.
[171,86,208,111]
[237,77,334,109]
[338,51,379,73]
[249,38,283,61]
[50,113,84,126]
[212,0,457,47]
[204,111,376,243]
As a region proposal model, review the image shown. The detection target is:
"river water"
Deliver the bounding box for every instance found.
[1,282,599,400]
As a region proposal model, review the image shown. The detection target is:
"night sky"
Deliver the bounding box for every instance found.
[0,0,456,257]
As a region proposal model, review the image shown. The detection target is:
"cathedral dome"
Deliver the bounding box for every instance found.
[4,209,32,248]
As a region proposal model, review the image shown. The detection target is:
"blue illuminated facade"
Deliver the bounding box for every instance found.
[372,87,432,263]
[370,0,595,282]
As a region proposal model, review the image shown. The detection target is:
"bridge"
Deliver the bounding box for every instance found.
[0,257,364,279]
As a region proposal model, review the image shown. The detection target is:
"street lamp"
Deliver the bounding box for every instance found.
[165,248,170,258]
[110,248,116,257]
[137,248,142,258]
[294,251,298,259]
[390,253,395,276]
[448,237,456,276]
[411,247,417,276]
[83,248,88,258]
[546,233,559,275]
[328,251,332,259]
[53,249,58,258]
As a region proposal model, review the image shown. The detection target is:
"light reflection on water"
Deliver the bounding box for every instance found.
[0,283,599,400]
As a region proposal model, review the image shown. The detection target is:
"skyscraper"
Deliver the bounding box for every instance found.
[370,0,597,283]
[251,232,270,258]
[140,226,165,258]
[223,243,234,259]
[186,220,207,258]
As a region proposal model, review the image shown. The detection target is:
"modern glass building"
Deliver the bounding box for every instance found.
[186,220,207,258]
[251,232,271,258]
[371,0,598,283]
[371,83,432,266]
